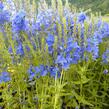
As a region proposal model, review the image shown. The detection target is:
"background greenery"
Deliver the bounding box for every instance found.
[69,0,109,15]
[45,0,109,15]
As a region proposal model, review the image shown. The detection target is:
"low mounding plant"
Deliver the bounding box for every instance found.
[0,0,109,109]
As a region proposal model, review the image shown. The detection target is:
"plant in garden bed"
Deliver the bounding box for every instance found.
[0,0,109,109]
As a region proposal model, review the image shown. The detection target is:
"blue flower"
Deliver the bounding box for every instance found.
[32,9,55,34]
[102,49,109,64]
[0,6,10,25]
[80,23,85,59]
[28,65,35,81]
[32,21,41,32]
[78,12,86,23]
[0,1,4,10]
[48,46,54,54]
[55,54,70,70]
[46,34,54,47]
[73,42,79,49]
[66,37,74,52]
[66,39,79,53]
[12,10,28,33]
[28,65,49,80]
[103,69,108,74]
[49,66,61,78]
[28,65,41,81]
[72,47,81,64]
[16,42,24,56]
[0,72,11,83]
[25,45,30,52]
[39,65,48,76]
[65,53,72,63]
[34,66,41,74]
[100,22,109,38]
[92,46,99,60]
[53,23,57,35]
[31,41,37,50]
[55,54,67,65]
[75,106,79,109]
[8,46,13,54]
[94,32,103,43]
[57,45,65,55]
[62,62,70,70]
[86,36,99,60]
[0,76,2,83]
[96,19,102,29]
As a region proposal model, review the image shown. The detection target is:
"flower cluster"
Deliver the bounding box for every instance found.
[0,1,10,25]
[28,65,60,80]
[1,1,109,81]
[12,10,28,33]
